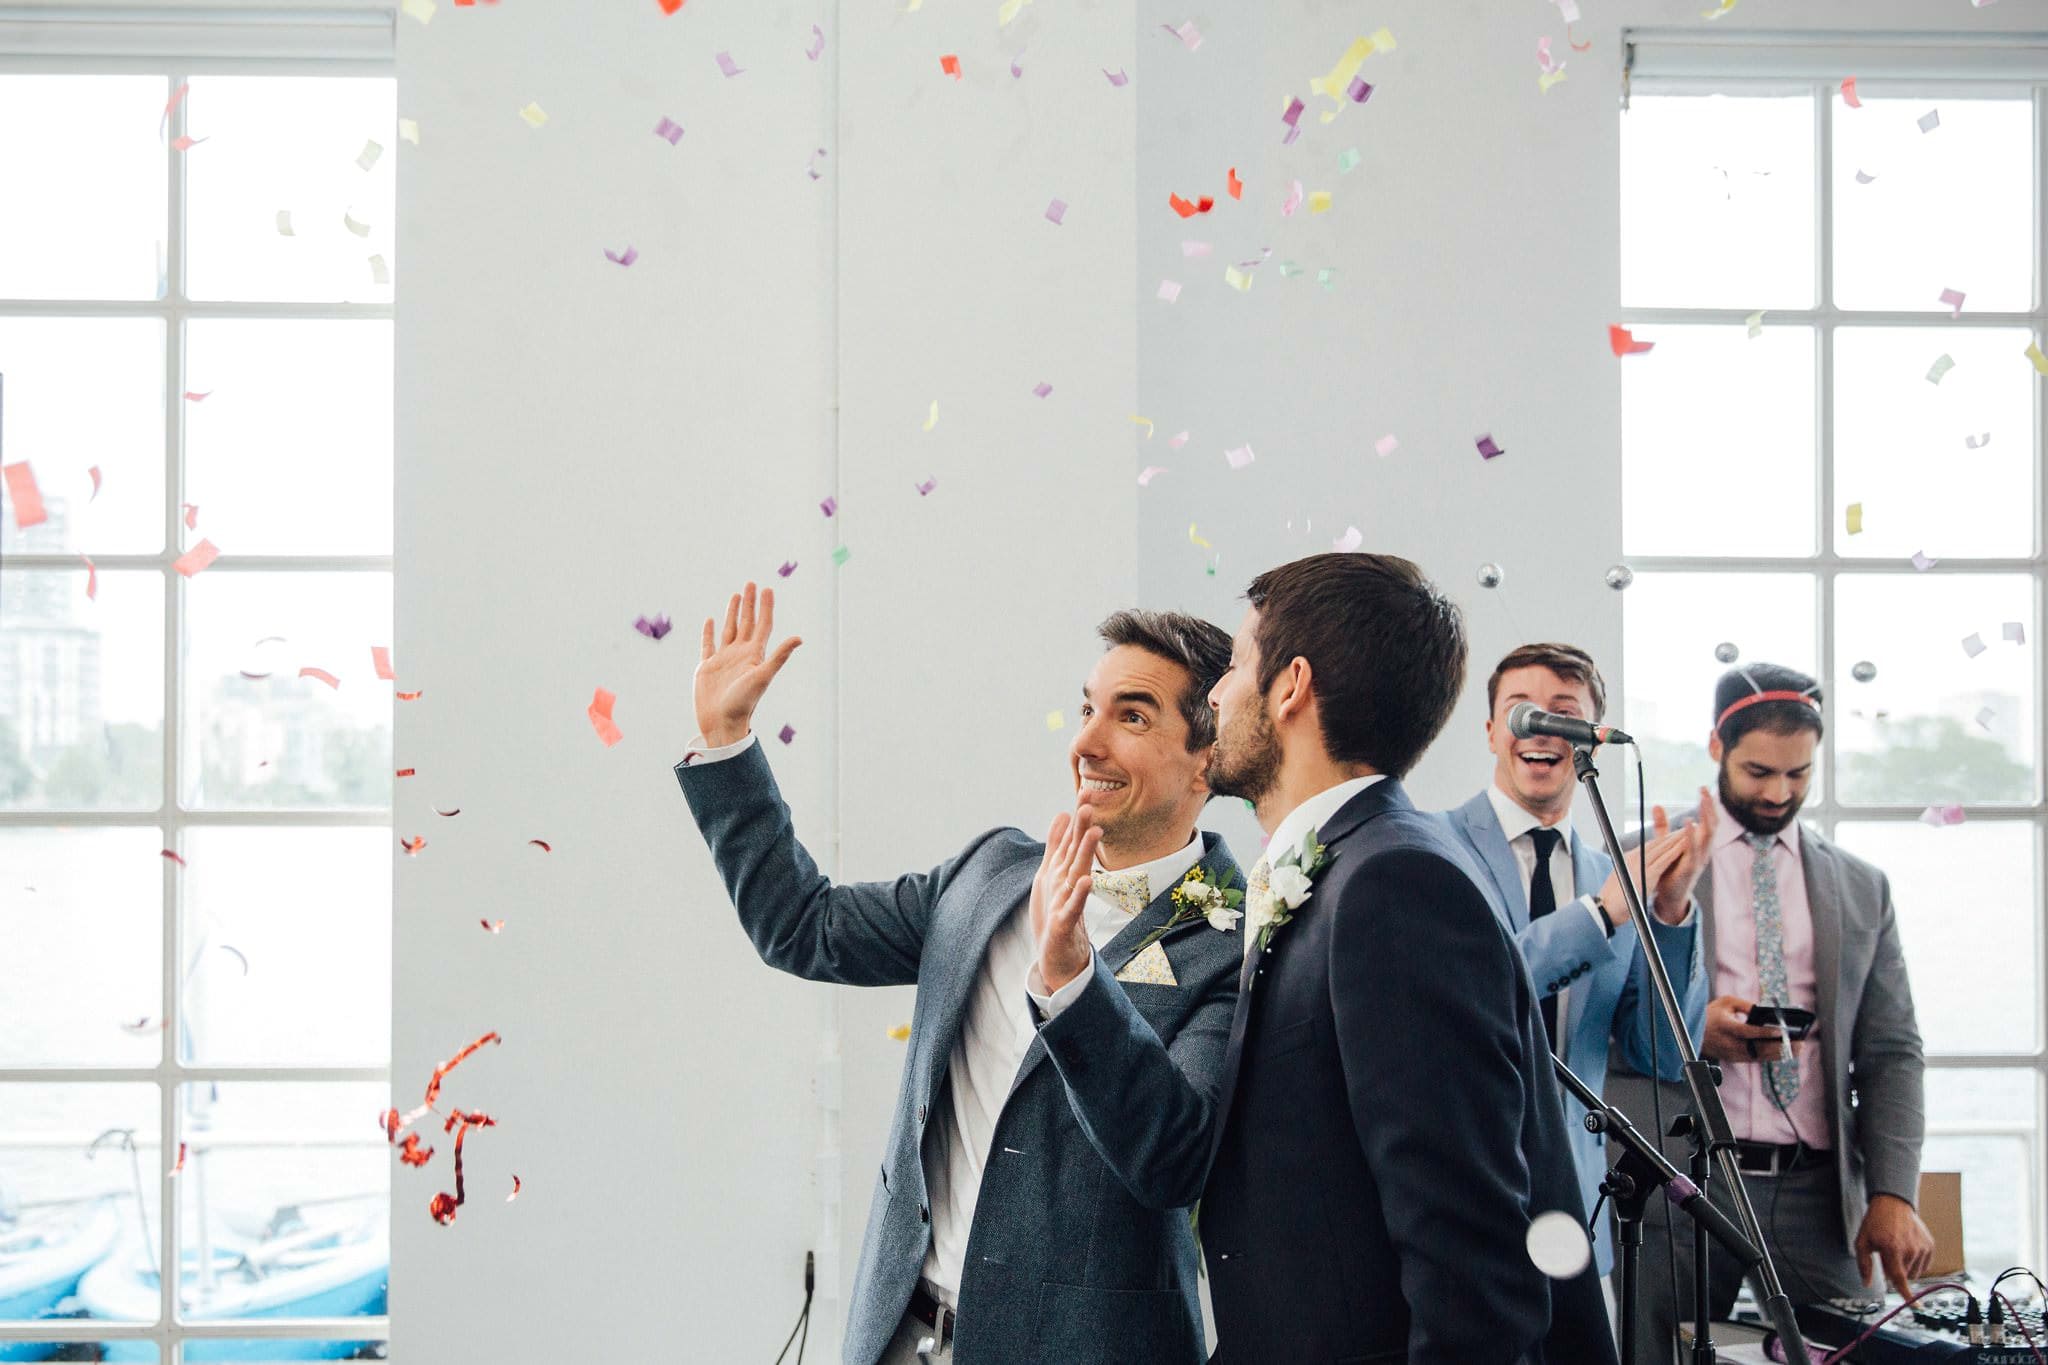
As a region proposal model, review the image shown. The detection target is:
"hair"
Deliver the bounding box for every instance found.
[1713,662,1825,749]
[1243,552,1467,779]
[1486,643,1608,722]
[1096,609,1234,751]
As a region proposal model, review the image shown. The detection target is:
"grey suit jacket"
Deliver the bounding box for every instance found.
[1606,821,1924,1247]
[675,741,1244,1365]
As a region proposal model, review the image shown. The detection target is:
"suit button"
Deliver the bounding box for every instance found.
[917,1104,927,1125]
[919,1204,929,1223]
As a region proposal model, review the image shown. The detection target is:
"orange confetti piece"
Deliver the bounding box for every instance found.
[1226,166,1243,199]
[4,462,48,530]
[396,767,416,778]
[1168,193,1216,218]
[1608,324,1655,357]
[1841,76,1861,108]
[169,1142,188,1177]
[401,835,426,855]
[170,134,207,152]
[299,666,341,689]
[588,687,623,747]
[658,0,683,11]
[172,539,220,577]
[397,689,424,701]
[481,918,504,933]
[398,1133,434,1167]
[1568,24,1591,51]
[940,54,962,80]
[429,1109,496,1225]
[372,646,395,680]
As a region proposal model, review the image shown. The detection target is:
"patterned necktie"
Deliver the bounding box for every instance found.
[1746,831,1801,1104]
[1090,869,1151,918]
[1242,857,1271,960]
[1528,827,1564,1048]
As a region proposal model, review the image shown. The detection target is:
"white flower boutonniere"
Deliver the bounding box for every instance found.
[1130,864,1247,956]
[1249,830,1331,952]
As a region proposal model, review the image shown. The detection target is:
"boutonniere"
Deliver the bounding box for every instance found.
[1129,864,1246,956]
[1247,831,1331,952]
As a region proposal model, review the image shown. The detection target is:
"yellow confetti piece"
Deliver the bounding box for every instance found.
[1370,26,1396,52]
[923,400,938,432]
[399,118,420,146]
[1224,265,1252,291]
[1746,310,1765,338]
[1308,190,1332,213]
[343,212,370,237]
[519,102,548,128]
[368,255,390,285]
[997,0,1030,24]
[1846,503,1863,535]
[2028,341,2048,376]
[1130,415,1155,438]
[1700,0,1737,17]
[400,0,435,22]
[1308,37,1374,100]
[275,210,294,237]
[1189,523,1212,549]
[887,1024,911,1042]
[1045,709,1065,732]
[1538,70,1568,94]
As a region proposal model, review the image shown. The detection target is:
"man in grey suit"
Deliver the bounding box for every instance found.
[1441,643,1713,1318]
[674,583,1246,1365]
[1608,663,1935,1365]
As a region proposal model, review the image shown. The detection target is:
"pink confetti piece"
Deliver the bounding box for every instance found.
[1032,381,1052,398]
[3,462,48,529]
[1169,431,1189,449]
[1918,804,1965,827]
[1840,76,1861,108]
[1157,280,1182,302]
[173,539,220,577]
[1347,76,1373,102]
[1911,550,1937,572]
[915,476,937,496]
[1137,466,1167,486]
[1281,180,1304,216]
[1333,526,1363,553]
[160,82,189,137]
[634,614,672,639]
[1224,444,1256,470]
[170,135,207,152]
[1476,433,1505,460]
[2004,621,2026,644]
[1162,20,1202,50]
[1104,68,1129,86]
[299,667,341,689]
[1962,632,1987,658]
[820,495,838,516]
[777,560,797,577]
[654,117,683,145]
[1045,198,1068,225]
[184,390,211,402]
[1537,37,1562,75]
[807,24,825,60]
[161,849,187,868]
[1010,51,1025,78]
[1939,287,1965,317]
[778,724,796,744]
[372,646,396,679]
[83,554,97,601]
[1282,97,1305,128]
[88,466,102,500]
[1374,433,1399,458]
[605,246,638,266]
[588,687,623,748]
[182,503,200,530]
[1182,241,1211,258]
[715,51,743,78]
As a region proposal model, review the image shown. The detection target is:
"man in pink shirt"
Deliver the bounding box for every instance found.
[1609,663,1935,1365]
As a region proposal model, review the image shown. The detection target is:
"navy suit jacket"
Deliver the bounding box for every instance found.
[675,740,1244,1364]
[1200,778,1618,1365]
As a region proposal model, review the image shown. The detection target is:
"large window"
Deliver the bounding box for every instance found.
[0,12,395,1361]
[1618,39,2045,1276]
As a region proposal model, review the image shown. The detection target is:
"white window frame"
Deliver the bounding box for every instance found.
[1620,30,2048,1272]
[0,7,397,1359]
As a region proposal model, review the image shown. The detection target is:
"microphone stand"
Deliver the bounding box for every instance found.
[1569,744,1811,1365]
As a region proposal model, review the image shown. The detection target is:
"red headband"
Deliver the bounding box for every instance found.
[1716,689,1821,733]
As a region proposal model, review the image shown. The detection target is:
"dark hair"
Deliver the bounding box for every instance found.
[1243,552,1467,779]
[1097,609,1234,751]
[1713,662,1825,749]
[1486,643,1608,722]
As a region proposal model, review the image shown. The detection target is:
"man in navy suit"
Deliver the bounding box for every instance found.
[676,583,1245,1364]
[1198,554,1617,1365]
[1440,643,1712,1337]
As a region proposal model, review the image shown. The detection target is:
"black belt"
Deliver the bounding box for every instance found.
[1732,1140,1830,1175]
[907,1283,956,1347]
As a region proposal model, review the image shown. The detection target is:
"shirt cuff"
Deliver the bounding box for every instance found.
[1578,894,1614,939]
[1027,950,1098,1021]
[679,731,758,767]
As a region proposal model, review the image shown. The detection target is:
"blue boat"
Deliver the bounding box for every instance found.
[0,1199,121,1361]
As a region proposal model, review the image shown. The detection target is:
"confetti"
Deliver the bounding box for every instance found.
[1939,288,1965,318]
[1187,523,1211,548]
[528,840,552,852]
[1855,170,1878,184]
[998,0,1030,25]
[2026,342,2048,375]
[1374,434,1399,458]
[482,920,504,934]
[1918,109,1940,134]
[399,118,420,145]
[4,463,48,530]
[429,1110,497,1226]
[655,116,683,144]
[1010,52,1025,78]
[1309,36,1374,107]
[518,102,548,128]
[435,806,461,820]
[170,135,207,152]
[1701,0,1737,17]
[1966,433,1991,449]
[821,496,838,517]
[1130,416,1155,438]
[887,1024,911,1042]
[170,1143,188,1178]
[161,848,187,869]
[831,546,851,566]
[1537,36,1563,75]
[1046,710,1065,731]
[1476,434,1505,460]
[401,0,436,20]
[276,210,295,237]
[1339,148,1360,173]
[634,614,672,640]
[1926,354,1954,384]
[807,148,828,180]
[915,476,937,496]
[1977,707,1997,731]
[83,555,97,601]
[356,140,383,172]
[1962,632,1987,658]
[1349,77,1373,103]
[716,51,744,78]
[1137,466,1167,486]
[88,466,102,499]
[159,81,189,136]
[1846,503,1863,535]
[1104,68,1129,86]
[507,1175,521,1202]
[299,667,340,690]
[1911,550,1937,572]
[1553,0,1581,20]
[373,646,395,680]
[1169,431,1189,449]
[1746,310,1765,337]
[778,724,796,744]
[1032,381,1052,398]
[1226,167,1243,200]
[1282,180,1304,216]
[1168,193,1214,218]
[1308,191,1332,213]
[1224,265,1252,291]
[1333,526,1363,553]
[1918,804,1965,827]
[940,54,961,80]
[658,0,684,11]
[397,768,415,778]
[1568,27,1591,53]
[1371,26,1396,51]
[1841,77,1860,108]
[344,213,371,237]
[1539,70,1568,94]
[182,503,200,530]
[369,255,390,285]
[398,689,424,701]
[1609,325,1654,357]
[923,401,938,432]
[2004,621,2027,644]
[401,836,426,856]
[778,560,798,577]
[1162,20,1202,51]
[604,246,639,266]
[588,687,623,747]
[1157,280,1182,303]
[807,25,825,61]
[398,1134,434,1167]
[1224,444,1256,470]
[172,540,220,577]
[1045,198,1067,225]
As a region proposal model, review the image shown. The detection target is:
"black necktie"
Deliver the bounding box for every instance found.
[1528,827,1564,1049]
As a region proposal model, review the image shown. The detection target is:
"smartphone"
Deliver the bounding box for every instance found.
[1745,1004,1816,1040]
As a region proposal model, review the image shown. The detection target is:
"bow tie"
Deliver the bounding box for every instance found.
[1090,869,1151,917]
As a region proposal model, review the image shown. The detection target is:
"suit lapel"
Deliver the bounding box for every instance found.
[923,857,1037,1111]
[1801,831,1844,1104]
[1458,793,1528,927]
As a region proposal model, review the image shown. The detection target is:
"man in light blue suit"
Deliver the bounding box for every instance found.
[1440,644,1714,1306]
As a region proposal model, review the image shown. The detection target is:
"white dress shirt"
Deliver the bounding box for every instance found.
[1248,774,1385,954]
[1484,785,1608,937]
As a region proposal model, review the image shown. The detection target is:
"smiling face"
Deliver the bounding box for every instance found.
[1069,645,1212,865]
[1485,664,1593,823]
[1205,609,1284,808]
[1711,726,1816,836]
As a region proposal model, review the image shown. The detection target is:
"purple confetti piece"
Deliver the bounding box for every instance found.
[1854,169,1878,184]
[604,245,638,266]
[807,147,827,180]
[777,560,797,578]
[654,117,683,145]
[820,496,838,517]
[1911,550,1938,572]
[778,724,797,745]
[716,51,744,78]
[1281,180,1304,216]
[915,476,937,496]
[1939,287,1965,317]
[1918,803,1965,827]
[1283,97,1305,128]
[1374,433,1399,458]
[634,614,673,640]
[1282,126,1301,146]
[1157,280,1182,303]
[1476,433,1505,460]
[2004,620,2027,644]
[1224,444,1255,470]
[1182,241,1211,258]
[1917,108,1940,133]
[1011,50,1025,78]
[1045,198,1068,225]
[807,24,825,61]
[1348,76,1373,102]
[1032,381,1052,398]
[1104,68,1129,86]
[1162,20,1202,50]
[1962,632,1988,658]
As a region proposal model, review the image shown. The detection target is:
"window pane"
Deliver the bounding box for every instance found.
[181,828,390,1068]
[1621,95,1815,309]
[0,569,164,813]
[167,1083,388,1333]
[1834,574,2036,806]
[1834,327,2035,560]
[0,1083,161,1325]
[185,1344,381,1362]
[1833,97,2033,313]
[1923,1069,2041,1272]
[1833,822,2039,1055]
[185,320,393,555]
[0,828,163,1069]
[1623,325,1815,556]
[1,1345,159,1361]
[0,317,167,554]
[1622,573,1818,809]
[0,77,166,302]
[181,573,392,812]
[184,77,395,305]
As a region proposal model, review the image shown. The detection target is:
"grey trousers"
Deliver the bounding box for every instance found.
[876,1306,955,1365]
[1625,1160,1866,1365]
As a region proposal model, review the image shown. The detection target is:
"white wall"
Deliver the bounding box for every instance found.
[393,1,2032,1360]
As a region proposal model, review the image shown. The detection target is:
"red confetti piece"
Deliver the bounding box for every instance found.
[658,0,683,11]
[527,839,552,852]
[481,918,504,933]
[169,1142,188,1177]
[430,1109,497,1225]
[398,1133,435,1167]
[1608,324,1655,357]
[372,646,395,680]
[1841,76,1861,108]
[397,767,416,778]
[1226,167,1243,200]
[173,539,220,577]
[940,54,961,80]
[507,1175,521,1202]
[401,836,426,856]
[397,690,424,701]
[160,82,188,136]
[436,807,461,817]
[161,849,186,867]
[383,1030,501,1152]
[1568,24,1591,51]
[120,1016,163,1034]
[299,666,341,689]
[4,462,48,530]
[1167,193,1216,218]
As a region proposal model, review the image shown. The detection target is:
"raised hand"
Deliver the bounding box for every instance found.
[1030,808,1103,995]
[694,582,802,747]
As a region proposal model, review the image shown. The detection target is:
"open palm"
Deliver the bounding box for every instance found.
[694,582,802,747]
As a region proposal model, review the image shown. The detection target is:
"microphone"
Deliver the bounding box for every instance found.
[1507,701,1632,748]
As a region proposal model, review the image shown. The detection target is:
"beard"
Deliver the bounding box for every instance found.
[1208,696,1282,806]
[1718,763,1804,836]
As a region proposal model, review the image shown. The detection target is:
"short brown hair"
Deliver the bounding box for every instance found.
[1486,643,1608,723]
[1243,553,1467,779]
[1097,609,1234,750]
